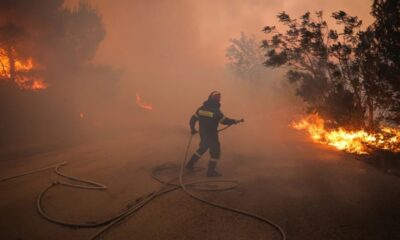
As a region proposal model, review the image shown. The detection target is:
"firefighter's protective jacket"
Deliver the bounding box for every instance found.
[189,98,236,137]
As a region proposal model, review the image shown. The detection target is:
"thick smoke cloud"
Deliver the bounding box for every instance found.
[0,0,373,157]
[0,3,383,239]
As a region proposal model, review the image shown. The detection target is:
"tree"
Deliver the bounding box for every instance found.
[226,32,267,84]
[370,0,400,123]
[262,10,390,129]
[0,1,106,88]
[0,0,117,145]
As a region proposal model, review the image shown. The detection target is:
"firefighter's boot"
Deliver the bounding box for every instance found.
[186,153,200,172]
[206,161,222,177]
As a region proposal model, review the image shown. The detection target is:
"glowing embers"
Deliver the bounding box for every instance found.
[291,113,400,154]
[135,93,153,111]
[0,47,47,91]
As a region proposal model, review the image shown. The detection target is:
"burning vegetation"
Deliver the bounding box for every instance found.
[292,113,400,154]
[0,0,119,146]
[261,2,399,126]
[0,47,46,91]
[259,0,400,161]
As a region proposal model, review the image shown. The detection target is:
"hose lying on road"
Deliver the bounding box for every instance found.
[0,161,67,182]
[179,134,286,240]
[0,128,286,240]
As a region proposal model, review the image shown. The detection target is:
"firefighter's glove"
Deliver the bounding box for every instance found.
[235,119,244,124]
[191,129,198,135]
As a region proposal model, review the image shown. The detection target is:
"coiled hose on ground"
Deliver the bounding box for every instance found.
[0,128,286,240]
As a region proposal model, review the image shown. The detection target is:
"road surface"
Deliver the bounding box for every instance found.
[0,125,399,240]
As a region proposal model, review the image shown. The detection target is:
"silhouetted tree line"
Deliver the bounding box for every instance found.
[260,0,399,129]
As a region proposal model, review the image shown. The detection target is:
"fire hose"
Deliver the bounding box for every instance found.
[0,122,286,240]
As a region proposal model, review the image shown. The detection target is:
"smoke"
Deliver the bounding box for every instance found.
[78,0,373,169]
[0,3,382,239]
[0,0,373,159]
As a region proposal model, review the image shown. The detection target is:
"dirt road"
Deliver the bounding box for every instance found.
[1,125,399,240]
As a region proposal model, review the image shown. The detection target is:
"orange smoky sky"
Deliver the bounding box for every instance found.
[64,0,373,69]
[62,0,375,127]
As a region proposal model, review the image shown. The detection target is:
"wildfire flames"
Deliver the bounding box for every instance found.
[135,93,153,111]
[291,114,400,154]
[0,47,47,91]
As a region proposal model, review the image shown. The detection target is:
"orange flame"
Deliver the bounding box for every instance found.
[30,80,47,90]
[0,47,47,91]
[79,112,84,119]
[135,93,153,111]
[291,113,400,154]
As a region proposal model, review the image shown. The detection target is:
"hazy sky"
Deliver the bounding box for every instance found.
[64,0,374,68]
[62,0,376,126]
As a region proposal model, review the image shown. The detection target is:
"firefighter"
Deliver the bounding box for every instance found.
[187,91,242,177]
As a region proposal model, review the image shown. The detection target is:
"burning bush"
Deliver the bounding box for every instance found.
[261,1,400,175]
[292,113,400,154]
[0,45,46,90]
